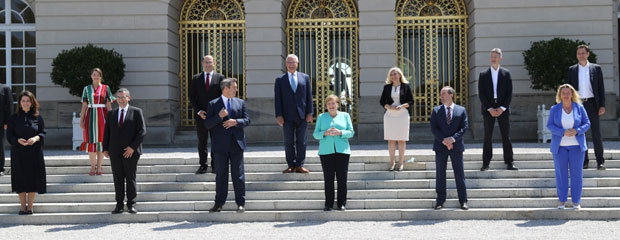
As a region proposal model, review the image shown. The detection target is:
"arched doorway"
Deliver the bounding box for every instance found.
[179,0,245,126]
[286,0,359,122]
[396,0,468,122]
[0,0,35,99]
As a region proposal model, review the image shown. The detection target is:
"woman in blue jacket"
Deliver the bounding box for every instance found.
[313,95,355,211]
[547,84,590,209]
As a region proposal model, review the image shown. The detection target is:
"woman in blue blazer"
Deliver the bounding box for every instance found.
[313,95,355,211]
[547,84,590,209]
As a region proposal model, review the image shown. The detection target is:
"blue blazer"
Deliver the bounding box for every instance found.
[312,112,355,155]
[546,102,590,155]
[204,97,251,152]
[430,104,468,152]
[274,72,314,121]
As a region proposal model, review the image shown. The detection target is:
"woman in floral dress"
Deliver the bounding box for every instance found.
[80,68,114,176]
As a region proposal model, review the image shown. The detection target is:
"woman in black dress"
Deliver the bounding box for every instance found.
[8,91,46,215]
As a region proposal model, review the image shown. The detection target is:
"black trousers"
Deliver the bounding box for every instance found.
[0,128,4,172]
[110,154,139,207]
[482,110,514,166]
[196,119,214,168]
[320,153,350,208]
[582,99,604,165]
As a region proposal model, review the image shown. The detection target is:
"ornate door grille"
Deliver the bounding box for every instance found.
[179,0,246,126]
[396,0,468,122]
[286,0,359,123]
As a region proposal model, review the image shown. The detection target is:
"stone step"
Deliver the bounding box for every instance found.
[0,197,618,214]
[1,178,619,193]
[1,208,620,224]
[0,187,618,203]
[9,160,620,174]
[2,169,620,184]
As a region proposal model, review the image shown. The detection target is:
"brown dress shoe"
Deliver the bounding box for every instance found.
[282,167,295,173]
[295,167,310,173]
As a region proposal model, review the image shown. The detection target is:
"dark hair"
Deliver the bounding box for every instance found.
[220,78,238,91]
[577,44,589,51]
[91,68,103,82]
[17,91,40,117]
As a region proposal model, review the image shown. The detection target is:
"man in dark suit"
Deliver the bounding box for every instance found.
[566,44,606,170]
[204,78,250,213]
[478,48,518,171]
[103,88,146,214]
[0,84,12,176]
[189,55,224,174]
[274,54,313,174]
[430,86,469,210]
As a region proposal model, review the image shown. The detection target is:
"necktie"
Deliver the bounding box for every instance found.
[290,73,297,92]
[227,99,232,115]
[119,109,125,128]
[446,106,452,125]
[205,73,210,92]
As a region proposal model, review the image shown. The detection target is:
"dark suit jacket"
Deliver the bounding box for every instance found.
[204,97,251,152]
[103,106,146,157]
[189,71,224,121]
[274,72,313,121]
[566,63,605,108]
[430,104,468,152]
[379,83,414,114]
[478,67,513,114]
[0,84,12,126]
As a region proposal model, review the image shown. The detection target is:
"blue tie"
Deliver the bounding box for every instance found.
[290,73,297,92]
[227,99,232,115]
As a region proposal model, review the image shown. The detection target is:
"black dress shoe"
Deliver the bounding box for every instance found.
[127,206,138,214]
[26,210,33,215]
[195,166,208,174]
[236,206,245,213]
[323,207,332,211]
[337,206,346,211]
[583,163,589,169]
[597,164,606,170]
[209,205,223,213]
[506,164,519,170]
[434,203,443,210]
[18,210,26,215]
[112,205,124,214]
[460,203,469,210]
[480,165,489,171]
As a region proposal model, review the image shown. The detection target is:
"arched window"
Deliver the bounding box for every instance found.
[0,0,35,99]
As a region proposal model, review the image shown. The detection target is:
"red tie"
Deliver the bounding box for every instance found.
[205,73,210,92]
[119,109,125,128]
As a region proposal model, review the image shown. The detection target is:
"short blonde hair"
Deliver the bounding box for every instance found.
[385,67,409,84]
[555,84,581,104]
[325,94,340,105]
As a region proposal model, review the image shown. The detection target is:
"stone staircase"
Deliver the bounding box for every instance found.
[1,150,620,224]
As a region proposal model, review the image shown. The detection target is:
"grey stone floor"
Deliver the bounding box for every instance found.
[1,220,620,239]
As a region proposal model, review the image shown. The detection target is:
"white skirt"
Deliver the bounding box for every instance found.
[383,108,410,141]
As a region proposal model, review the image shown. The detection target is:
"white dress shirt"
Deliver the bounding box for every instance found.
[490,66,506,111]
[560,108,579,146]
[578,62,594,99]
[118,105,129,124]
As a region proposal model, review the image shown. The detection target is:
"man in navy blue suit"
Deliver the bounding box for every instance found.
[204,78,250,213]
[430,86,469,210]
[274,54,313,174]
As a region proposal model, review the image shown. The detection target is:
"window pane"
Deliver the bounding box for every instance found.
[25,67,34,83]
[0,32,5,48]
[11,1,26,14]
[0,68,5,84]
[11,32,23,48]
[0,50,4,66]
[0,1,5,11]
[24,31,34,47]
[25,85,34,96]
[11,68,23,84]
[11,49,22,65]
[11,11,22,24]
[22,8,33,24]
[0,11,4,24]
[25,49,34,65]
[11,85,23,100]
